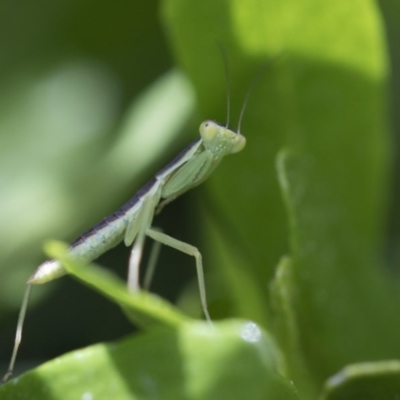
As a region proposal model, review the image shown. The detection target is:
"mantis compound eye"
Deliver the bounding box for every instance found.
[199,120,219,143]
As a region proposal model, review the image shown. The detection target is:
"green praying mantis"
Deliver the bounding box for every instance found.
[0,55,270,383]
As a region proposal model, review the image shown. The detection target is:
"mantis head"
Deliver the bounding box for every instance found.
[199,120,246,157]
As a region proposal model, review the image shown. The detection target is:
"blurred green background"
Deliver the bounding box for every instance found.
[0,0,400,398]
[0,0,180,376]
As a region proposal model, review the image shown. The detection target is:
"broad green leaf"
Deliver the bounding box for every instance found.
[2,241,300,400]
[320,361,400,400]
[374,0,400,255]
[277,150,400,388]
[162,0,399,394]
[0,321,299,400]
[269,256,317,398]
[162,0,289,324]
[162,0,390,323]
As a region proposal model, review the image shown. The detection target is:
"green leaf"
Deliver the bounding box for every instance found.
[1,253,300,399]
[269,256,317,398]
[8,322,300,400]
[320,361,400,400]
[162,0,400,396]
[162,0,291,328]
[277,149,400,388]
[45,241,188,329]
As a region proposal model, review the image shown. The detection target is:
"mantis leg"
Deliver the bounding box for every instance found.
[146,228,212,323]
[1,283,33,384]
[127,194,156,292]
[143,229,163,290]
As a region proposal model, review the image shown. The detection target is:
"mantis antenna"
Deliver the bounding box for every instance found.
[237,54,284,134]
[218,45,231,129]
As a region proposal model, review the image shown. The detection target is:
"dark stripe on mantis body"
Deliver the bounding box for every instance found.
[69,178,157,249]
[69,139,202,249]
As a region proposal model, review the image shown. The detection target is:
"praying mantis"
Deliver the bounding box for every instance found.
[1,75,249,384]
